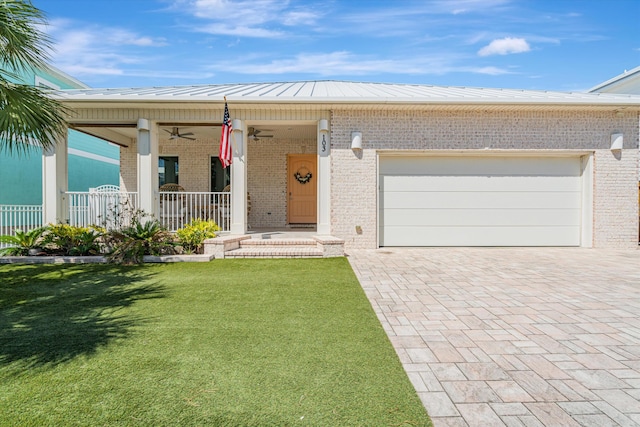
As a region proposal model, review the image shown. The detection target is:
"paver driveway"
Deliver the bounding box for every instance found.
[348,247,640,427]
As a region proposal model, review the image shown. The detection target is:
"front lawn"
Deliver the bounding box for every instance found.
[0,259,431,426]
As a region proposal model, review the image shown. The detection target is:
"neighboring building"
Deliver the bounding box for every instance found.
[51,81,640,249]
[589,65,640,95]
[0,65,119,205]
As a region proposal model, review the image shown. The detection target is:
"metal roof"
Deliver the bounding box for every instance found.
[55,80,640,107]
[589,65,640,94]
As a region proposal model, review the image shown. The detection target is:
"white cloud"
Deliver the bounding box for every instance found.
[430,0,512,15]
[478,37,531,56]
[196,23,284,38]
[174,0,321,37]
[470,66,513,75]
[208,51,511,77]
[46,19,167,77]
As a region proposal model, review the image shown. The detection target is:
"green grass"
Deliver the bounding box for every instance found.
[0,259,431,426]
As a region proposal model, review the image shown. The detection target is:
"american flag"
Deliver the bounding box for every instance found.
[219,100,232,168]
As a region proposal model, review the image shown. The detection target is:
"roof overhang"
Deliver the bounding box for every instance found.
[54,80,640,112]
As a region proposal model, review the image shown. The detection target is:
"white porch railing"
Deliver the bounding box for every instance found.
[67,191,139,229]
[0,205,44,247]
[1,192,229,245]
[159,191,230,232]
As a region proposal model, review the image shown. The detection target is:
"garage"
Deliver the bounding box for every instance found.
[379,155,588,246]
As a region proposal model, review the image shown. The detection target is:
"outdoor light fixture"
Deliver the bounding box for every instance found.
[351,131,362,150]
[232,119,243,156]
[319,119,329,133]
[610,133,623,151]
[137,118,150,131]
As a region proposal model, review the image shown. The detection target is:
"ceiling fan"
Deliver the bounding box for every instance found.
[248,126,274,141]
[164,127,195,140]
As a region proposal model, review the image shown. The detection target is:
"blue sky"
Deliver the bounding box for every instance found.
[39,0,640,91]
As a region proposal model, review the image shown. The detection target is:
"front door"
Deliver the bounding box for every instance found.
[288,154,317,224]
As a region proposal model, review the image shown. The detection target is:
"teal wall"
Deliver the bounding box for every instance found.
[0,66,119,205]
[0,147,42,205]
[0,130,120,205]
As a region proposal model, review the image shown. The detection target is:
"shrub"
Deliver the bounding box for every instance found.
[105,219,175,264]
[176,219,220,254]
[0,227,48,256]
[42,224,105,256]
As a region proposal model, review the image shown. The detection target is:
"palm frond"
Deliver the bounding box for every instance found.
[0,77,68,152]
[0,0,53,73]
[0,1,66,153]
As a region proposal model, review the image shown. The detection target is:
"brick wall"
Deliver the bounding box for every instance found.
[121,137,220,193]
[116,109,639,249]
[120,139,137,193]
[330,109,639,249]
[247,137,316,228]
[593,149,639,247]
[119,135,317,228]
[159,138,218,192]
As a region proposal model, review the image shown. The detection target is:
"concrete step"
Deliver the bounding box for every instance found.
[224,246,323,258]
[239,238,317,246]
[225,237,322,258]
[204,234,345,259]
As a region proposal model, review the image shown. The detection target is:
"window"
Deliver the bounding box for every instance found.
[210,157,230,192]
[159,157,179,186]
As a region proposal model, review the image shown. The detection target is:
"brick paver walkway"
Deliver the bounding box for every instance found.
[348,248,640,426]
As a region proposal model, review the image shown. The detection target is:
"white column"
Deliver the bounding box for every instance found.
[42,129,68,225]
[230,119,247,234]
[317,119,331,235]
[136,118,159,217]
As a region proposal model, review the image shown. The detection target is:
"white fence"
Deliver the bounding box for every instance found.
[159,191,230,232]
[0,205,44,247]
[67,191,139,229]
[0,191,230,246]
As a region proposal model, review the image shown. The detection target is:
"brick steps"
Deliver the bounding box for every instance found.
[225,238,322,258]
[225,247,323,258]
[238,238,318,246]
[204,235,344,259]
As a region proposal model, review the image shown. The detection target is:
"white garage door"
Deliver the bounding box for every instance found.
[379,156,583,246]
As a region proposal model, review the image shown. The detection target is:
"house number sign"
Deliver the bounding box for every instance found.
[318,130,330,157]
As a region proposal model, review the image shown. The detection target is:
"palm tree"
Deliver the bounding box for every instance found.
[0,0,67,153]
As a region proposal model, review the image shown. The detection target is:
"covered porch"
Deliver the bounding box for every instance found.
[43,105,333,237]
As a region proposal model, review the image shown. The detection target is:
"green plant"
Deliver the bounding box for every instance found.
[176,219,220,254]
[106,219,175,264]
[0,226,48,256]
[0,0,69,153]
[42,224,105,256]
[98,198,147,232]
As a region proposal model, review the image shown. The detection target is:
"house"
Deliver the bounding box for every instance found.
[48,81,640,250]
[590,65,640,95]
[0,65,119,206]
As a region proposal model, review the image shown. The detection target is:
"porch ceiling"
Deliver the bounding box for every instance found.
[71,123,318,147]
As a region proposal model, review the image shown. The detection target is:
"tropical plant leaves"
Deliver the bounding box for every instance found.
[0,0,68,153]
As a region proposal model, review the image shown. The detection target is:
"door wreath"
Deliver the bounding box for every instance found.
[294,166,313,184]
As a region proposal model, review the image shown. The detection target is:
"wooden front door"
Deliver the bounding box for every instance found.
[288,154,317,224]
